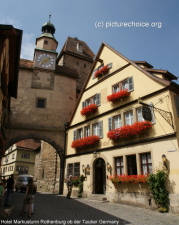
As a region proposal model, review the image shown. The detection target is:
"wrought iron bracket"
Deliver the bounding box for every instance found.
[139,102,174,129]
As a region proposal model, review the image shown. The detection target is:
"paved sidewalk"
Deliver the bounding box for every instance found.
[3,192,179,225]
[76,198,179,225]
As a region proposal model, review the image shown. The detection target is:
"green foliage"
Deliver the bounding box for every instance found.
[147,169,169,212]
[72,175,85,194]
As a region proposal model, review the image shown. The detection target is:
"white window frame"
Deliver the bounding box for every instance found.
[84,126,90,137]
[21,153,30,159]
[141,152,152,174]
[112,77,134,94]
[125,111,133,125]
[82,93,101,108]
[136,107,144,122]
[67,162,80,177]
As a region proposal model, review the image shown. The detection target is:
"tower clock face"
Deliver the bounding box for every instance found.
[36,53,55,69]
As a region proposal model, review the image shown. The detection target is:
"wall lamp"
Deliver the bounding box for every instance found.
[106,162,112,174]
[82,164,90,176]
[162,154,167,169]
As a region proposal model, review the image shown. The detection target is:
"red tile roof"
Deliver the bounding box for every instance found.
[16,139,41,151]
[20,59,34,69]
[58,37,95,61]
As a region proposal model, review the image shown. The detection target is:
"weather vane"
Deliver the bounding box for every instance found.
[49,13,51,22]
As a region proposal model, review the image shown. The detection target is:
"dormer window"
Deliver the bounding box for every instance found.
[77,42,83,53]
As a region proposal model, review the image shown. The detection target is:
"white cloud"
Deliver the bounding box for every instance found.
[21,33,35,60]
[0,15,35,60]
[0,15,22,29]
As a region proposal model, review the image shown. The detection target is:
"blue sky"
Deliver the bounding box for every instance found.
[1,0,179,82]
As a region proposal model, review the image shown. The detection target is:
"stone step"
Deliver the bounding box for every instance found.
[87,195,109,202]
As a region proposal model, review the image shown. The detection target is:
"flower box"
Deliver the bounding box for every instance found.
[107,89,130,102]
[71,135,100,149]
[109,174,149,184]
[94,65,109,78]
[80,104,98,116]
[107,121,152,140]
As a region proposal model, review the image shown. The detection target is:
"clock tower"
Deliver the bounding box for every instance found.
[34,16,58,70]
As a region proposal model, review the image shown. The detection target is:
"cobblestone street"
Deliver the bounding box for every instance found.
[1,192,179,225]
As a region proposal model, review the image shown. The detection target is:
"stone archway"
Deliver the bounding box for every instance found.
[4,128,65,194]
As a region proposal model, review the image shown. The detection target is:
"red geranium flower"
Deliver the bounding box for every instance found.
[107,89,130,102]
[71,135,100,149]
[94,65,109,78]
[107,121,152,140]
[80,104,98,116]
[108,174,149,184]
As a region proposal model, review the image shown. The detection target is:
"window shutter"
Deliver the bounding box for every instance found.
[148,103,155,124]
[174,95,179,116]
[128,76,134,91]
[99,121,103,138]
[108,63,113,69]
[108,117,112,131]
[92,69,97,79]
[73,130,77,141]
[96,93,101,106]
[82,101,86,108]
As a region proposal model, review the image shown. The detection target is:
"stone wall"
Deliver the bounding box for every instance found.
[35,141,60,193]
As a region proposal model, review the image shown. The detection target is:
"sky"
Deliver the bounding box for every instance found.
[1,0,179,83]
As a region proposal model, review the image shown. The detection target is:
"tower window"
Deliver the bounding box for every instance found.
[36,98,46,108]
[44,40,48,45]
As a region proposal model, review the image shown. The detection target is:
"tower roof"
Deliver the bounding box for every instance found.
[41,14,55,35]
[41,22,55,36]
[35,15,58,45]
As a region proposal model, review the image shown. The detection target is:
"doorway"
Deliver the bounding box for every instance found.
[94,158,106,194]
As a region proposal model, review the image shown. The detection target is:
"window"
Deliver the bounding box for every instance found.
[115,157,124,175]
[16,165,23,171]
[141,153,152,174]
[24,166,29,172]
[122,79,129,90]
[82,93,101,108]
[112,77,134,93]
[12,153,15,159]
[84,126,90,137]
[78,129,83,139]
[67,163,80,177]
[73,128,83,141]
[114,115,122,129]
[108,115,122,131]
[22,153,30,159]
[125,111,133,125]
[113,84,120,93]
[92,121,103,138]
[36,98,46,108]
[4,156,8,163]
[92,63,112,79]
[44,40,48,44]
[127,155,137,175]
[73,121,103,140]
[136,108,144,122]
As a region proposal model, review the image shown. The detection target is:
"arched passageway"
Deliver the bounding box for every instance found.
[3,129,65,194]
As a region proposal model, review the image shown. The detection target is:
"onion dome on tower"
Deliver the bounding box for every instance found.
[41,14,56,36]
